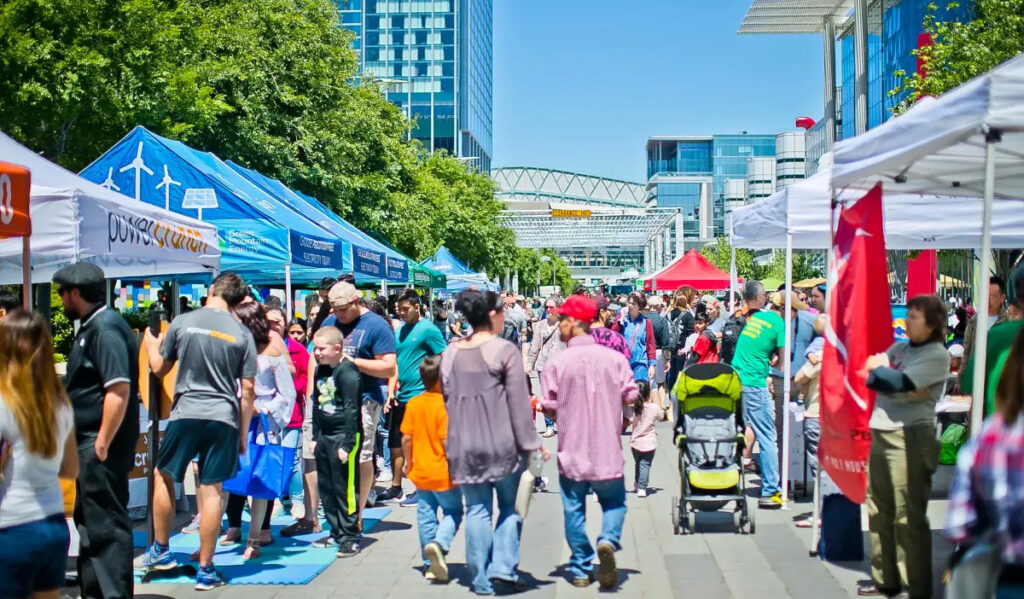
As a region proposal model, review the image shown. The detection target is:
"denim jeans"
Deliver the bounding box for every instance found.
[281,427,303,506]
[461,472,523,594]
[416,488,464,567]
[376,407,390,466]
[742,386,780,497]
[631,449,654,490]
[559,475,626,580]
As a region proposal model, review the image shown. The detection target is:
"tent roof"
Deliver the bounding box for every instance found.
[731,154,1024,250]
[0,130,220,283]
[422,246,480,278]
[80,127,347,282]
[643,249,732,291]
[831,52,1024,197]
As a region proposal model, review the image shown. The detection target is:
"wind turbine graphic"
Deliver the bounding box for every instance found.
[100,167,120,192]
[155,165,180,210]
[118,142,153,201]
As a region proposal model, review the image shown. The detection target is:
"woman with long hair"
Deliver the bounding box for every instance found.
[666,288,695,392]
[947,325,1024,595]
[223,302,297,559]
[611,292,657,383]
[860,295,950,598]
[0,310,79,599]
[440,290,548,595]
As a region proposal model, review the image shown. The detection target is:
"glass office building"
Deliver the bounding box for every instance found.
[340,0,493,171]
[646,134,775,239]
[837,0,974,140]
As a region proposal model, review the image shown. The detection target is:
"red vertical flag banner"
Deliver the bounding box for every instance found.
[820,183,894,503]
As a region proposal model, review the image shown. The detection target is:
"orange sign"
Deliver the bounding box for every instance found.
[138,320,176,420]
[551,209,591,218]
[0,162,31,238]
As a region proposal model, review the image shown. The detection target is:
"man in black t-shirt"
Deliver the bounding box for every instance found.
[54,263,139,599]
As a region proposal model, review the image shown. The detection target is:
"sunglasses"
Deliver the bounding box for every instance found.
[545,304,556,309]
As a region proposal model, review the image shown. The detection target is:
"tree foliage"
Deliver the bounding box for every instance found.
[0,0,514,274]
[700,237,761,282]
[700,238,823,287]
[890,0,1024,113]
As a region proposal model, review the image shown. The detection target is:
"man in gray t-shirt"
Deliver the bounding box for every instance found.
[160,307,258,428]
[136,273,257,588]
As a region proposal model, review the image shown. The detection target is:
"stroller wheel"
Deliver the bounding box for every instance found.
[733,509,742,534]
[671,498,681,534]
[746,498,757,534]
[686,511,696,535]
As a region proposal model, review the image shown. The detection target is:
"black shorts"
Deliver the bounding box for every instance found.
[387,401,407,450]
[157,419,239,485]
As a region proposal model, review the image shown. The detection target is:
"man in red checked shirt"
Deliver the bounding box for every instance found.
[539,294,638,591]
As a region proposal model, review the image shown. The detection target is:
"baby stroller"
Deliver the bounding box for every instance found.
[670,362,754,535]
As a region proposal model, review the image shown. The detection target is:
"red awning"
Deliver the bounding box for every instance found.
[643,249,734,292]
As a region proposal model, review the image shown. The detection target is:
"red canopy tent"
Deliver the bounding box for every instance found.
[643,249,734,292]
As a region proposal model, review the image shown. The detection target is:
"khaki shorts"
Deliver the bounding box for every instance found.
[360,400,380,463]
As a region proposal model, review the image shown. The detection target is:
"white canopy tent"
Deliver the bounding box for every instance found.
[831,51,1024,436]
[0,130,220,283]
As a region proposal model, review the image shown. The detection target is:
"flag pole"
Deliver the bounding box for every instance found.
[782,233,793,509]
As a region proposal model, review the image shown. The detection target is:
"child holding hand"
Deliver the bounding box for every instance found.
[630,381,665,497]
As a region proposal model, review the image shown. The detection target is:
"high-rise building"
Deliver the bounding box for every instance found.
[646,133,776,243]
[340,0,493,172]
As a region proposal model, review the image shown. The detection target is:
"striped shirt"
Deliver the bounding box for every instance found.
[539,335,638,481]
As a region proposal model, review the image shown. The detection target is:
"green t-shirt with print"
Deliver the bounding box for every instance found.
[731,310,786,388]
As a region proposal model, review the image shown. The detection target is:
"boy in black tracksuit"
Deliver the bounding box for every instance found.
[309,326,363,557]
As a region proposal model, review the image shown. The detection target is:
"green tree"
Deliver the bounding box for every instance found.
[700,237,761,282]
[889,0,1024,113]
[760,250,824,284]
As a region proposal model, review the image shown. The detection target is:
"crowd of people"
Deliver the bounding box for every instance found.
[5,262,1024,597]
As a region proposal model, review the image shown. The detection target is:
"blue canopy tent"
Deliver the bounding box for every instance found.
[80,128,349,312]
[422,246,496,295]
[225,160,406,286]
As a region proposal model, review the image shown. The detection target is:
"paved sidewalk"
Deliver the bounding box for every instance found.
[133,419,953,598]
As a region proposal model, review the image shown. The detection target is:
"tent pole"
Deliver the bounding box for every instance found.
[970,135,997,436]
[285,264,292,320]
[782,232,794,508]
[21,237,30,310]
[729,228,737,312]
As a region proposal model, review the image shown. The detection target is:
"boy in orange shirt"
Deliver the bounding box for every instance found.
[400,355,462,583]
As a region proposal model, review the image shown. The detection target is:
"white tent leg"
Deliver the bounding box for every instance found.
[782,233,793,507]
[810,469,821,556]
[21,237,30,310]
[970,138,997,436]
[730,240,738,312]
[285,264,292,320]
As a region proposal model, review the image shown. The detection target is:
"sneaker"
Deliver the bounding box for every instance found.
[758,492,784,509]
[400,492,418,507]
[194,566,226,591]
[181,513,202,534]
[636,488,648,498]
[541,427,555,438]
[424,541,449,582]
[133,543,178,572]
[336,541,361,558]
[377,485,405,504]
[280,518,316,537]
[366,489,378,508]
[533,476,549,493]
[596,541,618,590]
[376,467,394,483]
[572,573,595,588]
[311,536,338,548]
[425,570,438,581]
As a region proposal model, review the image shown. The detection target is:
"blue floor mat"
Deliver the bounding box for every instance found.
[134,508,391,585]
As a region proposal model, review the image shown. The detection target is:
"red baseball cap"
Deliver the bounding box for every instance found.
[558,295,597,323]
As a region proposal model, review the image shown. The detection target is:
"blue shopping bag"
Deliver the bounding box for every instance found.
[223,414,296,500]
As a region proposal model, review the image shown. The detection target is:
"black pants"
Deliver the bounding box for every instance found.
[770,374,787,470]
[75,445,134,599]
[225,493,272,530]
[315,435,361,544]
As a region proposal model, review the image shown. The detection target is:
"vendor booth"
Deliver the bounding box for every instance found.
[0,130,220,283]
[422,246,497,294]
[642,249,733,292]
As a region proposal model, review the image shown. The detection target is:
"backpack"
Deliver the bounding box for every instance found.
[668,310,694,350]
[500,318,520,346]
[719,309,756,365]
[939,423,968,465]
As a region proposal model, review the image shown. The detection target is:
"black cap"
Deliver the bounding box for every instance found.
[52,263,106,303]
[1010,263,1024,308]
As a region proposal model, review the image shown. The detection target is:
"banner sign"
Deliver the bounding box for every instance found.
[413,269,431,286]
[551,209,591,218]
[353,245,385,278]
[820,183,894,503]
[386,255,408,282]
[0,162,31,238]
[289,231,344,270]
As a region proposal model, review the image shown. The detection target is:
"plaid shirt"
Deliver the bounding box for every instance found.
[946,413,1024,564]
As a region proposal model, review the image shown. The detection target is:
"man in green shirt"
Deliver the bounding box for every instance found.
[731,280,786,508]
[962,265,1024,417]
[380,289,447,503]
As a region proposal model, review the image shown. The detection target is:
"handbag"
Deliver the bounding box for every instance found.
[223,414,297,500]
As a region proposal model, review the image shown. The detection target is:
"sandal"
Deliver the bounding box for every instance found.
[243,541,261,560]
[280,518,315,537]
[219,527,241,546]
[795,517,820,529]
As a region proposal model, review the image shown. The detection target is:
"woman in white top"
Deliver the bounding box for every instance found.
[0,309,79,599]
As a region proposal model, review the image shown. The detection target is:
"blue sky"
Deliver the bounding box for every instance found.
[492,1,826,182]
